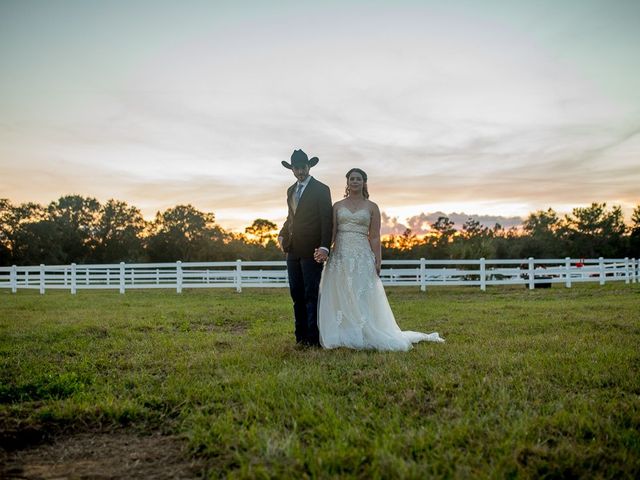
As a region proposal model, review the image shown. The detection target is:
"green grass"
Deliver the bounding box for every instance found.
[1,283,639,478]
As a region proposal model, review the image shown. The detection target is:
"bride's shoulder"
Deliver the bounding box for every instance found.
[333,199,346,208]
[366,199,380,213]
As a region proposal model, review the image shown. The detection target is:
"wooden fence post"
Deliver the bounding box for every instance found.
[10,265,17,293]
[236,259,242,293]
[528,257,535,290]
[39,264,45,294]
[420,258,426,292]
[565,257,571,288]
[176,261,183,293]
[71,263,77,294]
[119,262,125,294]
[480,258,486,291]
[624,257,630,284]
[599,257,605,285]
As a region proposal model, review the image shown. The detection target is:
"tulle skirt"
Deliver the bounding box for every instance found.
[318,234,444,351]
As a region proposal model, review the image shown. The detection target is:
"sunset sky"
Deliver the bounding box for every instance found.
[1,0,639,234]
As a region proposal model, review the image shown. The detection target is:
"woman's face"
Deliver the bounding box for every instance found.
[348,171,364,193]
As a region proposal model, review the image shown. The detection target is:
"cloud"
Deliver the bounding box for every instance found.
[380,210,524,237]
[405,212,523,234]
[380,212,409,236]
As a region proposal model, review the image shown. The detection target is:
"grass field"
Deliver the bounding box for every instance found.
[1,283,639,478]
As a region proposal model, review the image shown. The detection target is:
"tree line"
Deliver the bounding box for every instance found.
[1,196,639,266]
[383,204,640,260]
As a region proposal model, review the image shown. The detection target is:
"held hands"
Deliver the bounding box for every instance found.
[314,248,329,263]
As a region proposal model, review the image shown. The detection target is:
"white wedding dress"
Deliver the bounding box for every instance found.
[318,206,444,351]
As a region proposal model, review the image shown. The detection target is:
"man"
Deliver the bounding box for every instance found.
[278,149,333,347]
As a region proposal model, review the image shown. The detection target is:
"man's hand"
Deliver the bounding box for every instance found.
[314,248,328,263]
[278,236,285,253]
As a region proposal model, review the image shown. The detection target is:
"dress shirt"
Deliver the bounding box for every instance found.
[295,176,312,199]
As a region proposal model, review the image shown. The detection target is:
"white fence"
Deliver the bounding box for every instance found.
[0,257,638,294]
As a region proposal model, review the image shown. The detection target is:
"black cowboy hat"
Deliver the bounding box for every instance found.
[281,149,319,169]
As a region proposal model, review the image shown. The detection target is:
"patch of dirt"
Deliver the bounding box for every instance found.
[1,431,207,479]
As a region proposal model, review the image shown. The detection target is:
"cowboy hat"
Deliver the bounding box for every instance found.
[281,149,319,169]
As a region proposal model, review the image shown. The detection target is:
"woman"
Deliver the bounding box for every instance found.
[316,168,444,351]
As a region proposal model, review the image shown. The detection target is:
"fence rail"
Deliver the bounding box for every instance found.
[0,257,637,294]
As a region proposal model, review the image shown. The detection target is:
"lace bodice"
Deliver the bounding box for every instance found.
[336,207,371,235]
[333,207,373,261]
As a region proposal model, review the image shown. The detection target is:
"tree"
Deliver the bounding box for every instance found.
[523,208,561,236]
[12,219,65,265]
[493,225,517,259]
[628,204,640,257]
[94,200,147,262]
[382,228,420,258]
[450,218,495,259]
[564,203,627,257]
[432,216,456,245]
[47,195,101,263]
[146,205,226,261]
[520,208,566,258]
[632,205,640,229]
[418,216,457,259]
[0,200,56,265]
[245,219,278,246]
[0,199,14,265]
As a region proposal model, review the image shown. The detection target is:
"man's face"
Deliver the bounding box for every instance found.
[292,164,310,182]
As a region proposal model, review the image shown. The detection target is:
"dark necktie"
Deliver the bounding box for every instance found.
[294,183,304,211]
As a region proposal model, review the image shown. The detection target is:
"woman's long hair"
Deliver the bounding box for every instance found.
[344,168,369,199]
